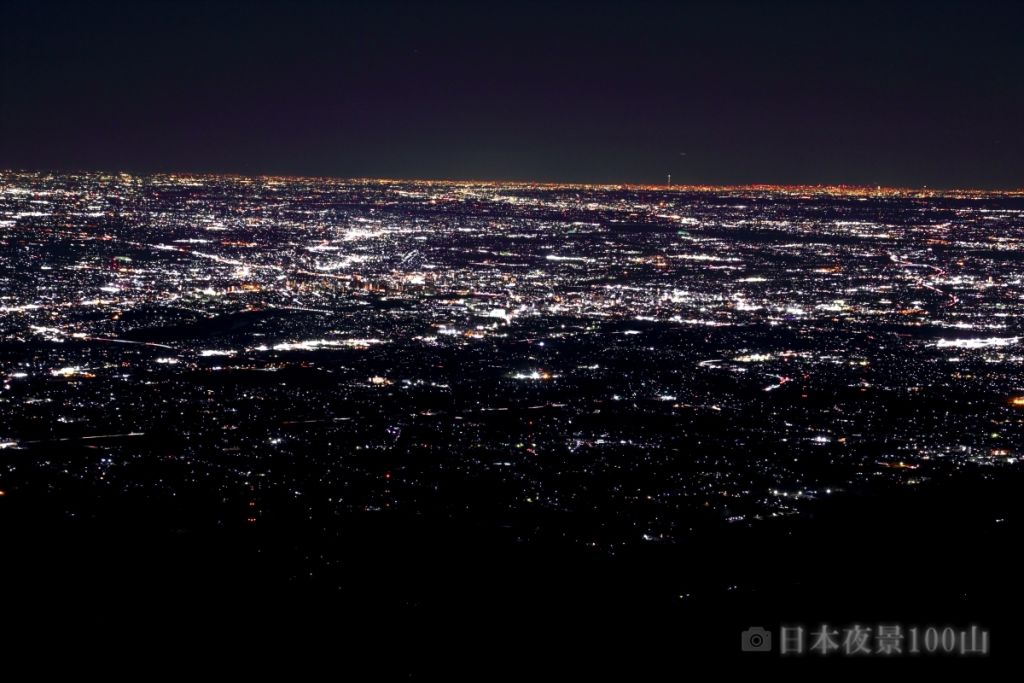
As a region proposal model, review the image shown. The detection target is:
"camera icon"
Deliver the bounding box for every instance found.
[741,626,772,652]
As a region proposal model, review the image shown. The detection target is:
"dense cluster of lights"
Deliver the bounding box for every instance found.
[0,171,1021,557]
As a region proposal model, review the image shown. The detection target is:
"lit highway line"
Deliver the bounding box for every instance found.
[79,336,174,350]
[889,252,960,307]
[15,432,147,445]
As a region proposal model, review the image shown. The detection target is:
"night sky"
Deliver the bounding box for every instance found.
[2,0,1022,188]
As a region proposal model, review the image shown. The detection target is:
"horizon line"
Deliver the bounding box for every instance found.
[2,167,1022,196]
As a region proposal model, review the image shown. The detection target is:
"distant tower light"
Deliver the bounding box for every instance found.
[667,174,672,187]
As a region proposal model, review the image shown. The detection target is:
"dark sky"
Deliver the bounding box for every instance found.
[2,0,1022,188]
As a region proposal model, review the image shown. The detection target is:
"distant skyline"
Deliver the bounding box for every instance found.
[2,0,1023,189]
[5,169,1023,195]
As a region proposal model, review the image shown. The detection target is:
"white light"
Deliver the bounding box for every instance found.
[936,337,1019,349]
[513,370,550,381]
